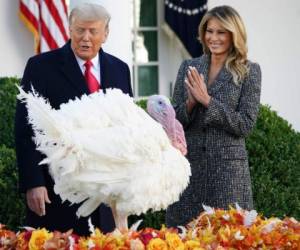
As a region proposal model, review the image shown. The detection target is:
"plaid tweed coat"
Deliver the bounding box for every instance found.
[166,54,261,227]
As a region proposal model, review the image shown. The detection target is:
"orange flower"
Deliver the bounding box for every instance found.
[1,207,300,249]
[16,231,32,250]
[0,225,17,248]
[43,230,73,250]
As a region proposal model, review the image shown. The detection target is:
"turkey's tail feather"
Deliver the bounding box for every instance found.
[17,86,81,179]
[76,198,102,217]
[17,85,61,143]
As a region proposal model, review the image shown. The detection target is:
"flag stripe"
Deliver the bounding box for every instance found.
[40,0,67,49]
[40,35,50,52]
[57,0,70,36]
[44,0,69,41]
[61,0,68,18]
[40,17,59,49]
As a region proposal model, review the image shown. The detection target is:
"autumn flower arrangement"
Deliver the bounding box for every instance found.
[1,205,299,249]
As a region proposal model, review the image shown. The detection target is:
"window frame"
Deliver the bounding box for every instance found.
[132,0,160,98]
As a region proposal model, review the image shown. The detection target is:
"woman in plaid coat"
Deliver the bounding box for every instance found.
[166,5,262,227]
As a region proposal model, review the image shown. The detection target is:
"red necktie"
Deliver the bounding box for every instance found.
[84,60,100,93]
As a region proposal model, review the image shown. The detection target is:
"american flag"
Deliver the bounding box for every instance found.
[19,0,69,53]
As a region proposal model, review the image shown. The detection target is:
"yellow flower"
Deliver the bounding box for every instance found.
[165,233,184,250]
[184,240,204,250]
[28,228,53,250]
[147,238,168,250]
[90,228,105,247]
[198,228,215,244]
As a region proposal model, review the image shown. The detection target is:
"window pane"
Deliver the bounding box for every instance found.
[135,0,157,27]
[138,66,158,96]
[135,31,158,63]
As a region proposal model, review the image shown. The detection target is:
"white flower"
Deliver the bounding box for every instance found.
[151,231,158,237]
[222,214,230,221]
[69,235,75,250]
[0,237,10,246]
[234,230,245,240]
[290,217,298,223]
[243,210,258,227]
[262,219,281,233]
[88,239,95,249]
[191,228,197,239]
[235,203,242,212]
[177,226,187,239]
[202,204,215,215]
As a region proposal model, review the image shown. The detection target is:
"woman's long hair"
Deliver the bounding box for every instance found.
[198,5,249,84]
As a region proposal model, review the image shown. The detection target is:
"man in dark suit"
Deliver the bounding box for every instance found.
[15,3,132,236]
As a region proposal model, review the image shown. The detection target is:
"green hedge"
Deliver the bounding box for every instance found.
[0,77,19,148]
[246,105,300,219]
[1,77,299,230]
[0,144,25,229]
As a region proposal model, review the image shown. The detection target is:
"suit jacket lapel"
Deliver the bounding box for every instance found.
[199,55,210,89]
[209,65,232,96]
[99,49,113,92]
[200,54,232,96]
[60,41,90,95]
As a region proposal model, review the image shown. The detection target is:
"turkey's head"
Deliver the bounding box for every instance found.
[146,95,175,129]
[147,95,187,156]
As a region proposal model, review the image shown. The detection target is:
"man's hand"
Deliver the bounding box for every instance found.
[26,186,51,216]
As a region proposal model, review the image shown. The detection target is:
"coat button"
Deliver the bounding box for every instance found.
[202,146,206,152]
[202,127,206,133]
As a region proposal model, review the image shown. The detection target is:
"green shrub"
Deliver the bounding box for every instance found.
[0,144,25,230]
[129,210,165,229]
[247,105,300,219]
[0,77,19,148]
[0,77,299,230]
[135,99,147,110]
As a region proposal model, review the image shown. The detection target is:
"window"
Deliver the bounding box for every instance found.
[132,0,159,97]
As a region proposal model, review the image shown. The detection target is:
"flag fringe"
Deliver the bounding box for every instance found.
[19,11,40,54]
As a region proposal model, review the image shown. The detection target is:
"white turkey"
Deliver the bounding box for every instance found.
[17,87,191,231]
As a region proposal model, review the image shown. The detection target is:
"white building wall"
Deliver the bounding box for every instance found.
[0,1,34,77]
[160,0,300,131]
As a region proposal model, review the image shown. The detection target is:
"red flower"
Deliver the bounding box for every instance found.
[139,233,154,245]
